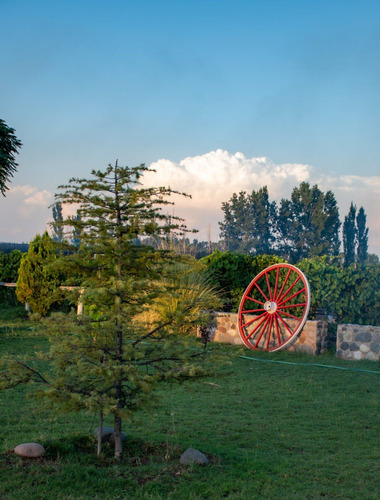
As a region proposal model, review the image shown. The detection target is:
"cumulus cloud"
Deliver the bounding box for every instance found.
[0,185,54,241]
[142,149,380,255]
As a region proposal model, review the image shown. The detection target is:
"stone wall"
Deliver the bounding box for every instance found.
[203,312,330,355]
[336,324,380,361]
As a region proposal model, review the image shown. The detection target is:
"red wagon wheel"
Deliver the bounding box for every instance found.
[238,264,310,352]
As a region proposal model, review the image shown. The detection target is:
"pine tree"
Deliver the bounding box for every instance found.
[3,162,221,459]
[16,232,59,315]
[356,206,369,265]
[343,203,357,267]
[0,119,22,196]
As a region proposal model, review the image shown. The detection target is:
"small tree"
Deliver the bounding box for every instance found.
[0,119,22,196]
[356,206,369,265]
[16,232,59,315]
[343,203,357,267]
[3,162,221,460]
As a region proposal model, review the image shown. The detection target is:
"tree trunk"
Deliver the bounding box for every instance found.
[97,410,103,458]
[114,413,123,460]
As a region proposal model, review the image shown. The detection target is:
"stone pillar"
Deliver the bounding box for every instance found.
[336,324,380,361]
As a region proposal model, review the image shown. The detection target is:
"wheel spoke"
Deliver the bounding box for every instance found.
[275,268,291,301]
[241,311,267,329]
[246,314,269,341]
[254,282,270,302]
[265,271,273,301]
[245,296,265,306]
[253,316,271,347]
[274,315,281,345]
[278,288,305,307]
[273,268,280,301]
[241,308,265,314]
[265,315,274,349]
[278,302,306,309]
[276,313,294,336]
[278,310,302,321]
[277,275,301,303]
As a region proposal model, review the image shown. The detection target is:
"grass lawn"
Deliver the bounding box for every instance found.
[0,307,379,499]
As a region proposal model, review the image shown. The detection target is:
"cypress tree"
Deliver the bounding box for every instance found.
[343,203,357,267]
[356,206,369,265]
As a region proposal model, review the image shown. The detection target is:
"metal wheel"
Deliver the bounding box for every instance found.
[238,264,310,352]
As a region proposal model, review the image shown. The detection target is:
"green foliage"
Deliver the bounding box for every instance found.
[51,202,64,243]
[343,202,357,267]
[219,187,276,254]
[0,249,24,306]
[0,249,23,282]
[0,119,22,196]
[15,232,60,315]
[219,183,341,262]
[356,206,369,265]
[201,250,284,311]
[3,162,222,460]
[277,183,341,262]
[298,257,380,326]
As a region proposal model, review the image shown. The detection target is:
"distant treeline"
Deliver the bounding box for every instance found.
[0,242,29,253]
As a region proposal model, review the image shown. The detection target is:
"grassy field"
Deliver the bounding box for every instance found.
[0,306,379,499]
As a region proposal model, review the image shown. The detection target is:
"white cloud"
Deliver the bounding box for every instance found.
[143,149,380,255]
[0,185,54,241]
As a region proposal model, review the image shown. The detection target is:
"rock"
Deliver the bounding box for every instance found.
[355,331,372,343]
[180,448,209,466]
[14,443,45,458]
[94,426,114,443]
[94,426,127,443]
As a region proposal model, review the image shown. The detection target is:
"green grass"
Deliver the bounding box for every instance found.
[0,312,379,499]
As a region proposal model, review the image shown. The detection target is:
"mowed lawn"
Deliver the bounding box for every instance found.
[0,312,379,500]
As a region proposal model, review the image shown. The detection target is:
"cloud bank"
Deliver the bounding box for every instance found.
[0,185,53,242]
[143,150,380,255]
[1,150,379,256]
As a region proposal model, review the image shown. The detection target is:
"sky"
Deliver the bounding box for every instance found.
[1,0,379,254]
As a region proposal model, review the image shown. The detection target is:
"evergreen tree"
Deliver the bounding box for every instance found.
[356,206,369,265]
[219,187,276,254]
[343,203,357,267]
[0,119,22,195]
[16,232,59,315]
[3,162,221,460]
[276,183,340,262]
[51,202,64,242]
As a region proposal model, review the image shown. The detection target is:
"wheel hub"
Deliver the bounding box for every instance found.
[264,301,277,314]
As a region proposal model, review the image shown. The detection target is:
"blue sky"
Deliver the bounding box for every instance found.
[1,0,380,252]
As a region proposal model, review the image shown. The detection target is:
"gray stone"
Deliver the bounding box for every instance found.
[94,426,127,444]
[370,342,380,353]
[180,448,209,465]
[355,331,372,343]
[340,342,349,351]
[14,443,45,458]
[349,343,359,351]
[336,349,343,358]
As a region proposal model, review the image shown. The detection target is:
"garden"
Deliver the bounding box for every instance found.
[0,162,379,499]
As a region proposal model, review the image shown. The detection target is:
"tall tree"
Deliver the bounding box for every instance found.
[219,187,276,254]
[356,206,369,265]
[343,203,357,267]
[276,183,341,262]
[4,162,221,460]
[51,202,64,242]
[0,119,22,196]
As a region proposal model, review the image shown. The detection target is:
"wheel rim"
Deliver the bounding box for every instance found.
[238,264,310,352]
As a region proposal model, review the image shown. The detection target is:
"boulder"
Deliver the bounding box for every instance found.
[94,426,127,443]
[180,448,209,465]
[14,443,45,458]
